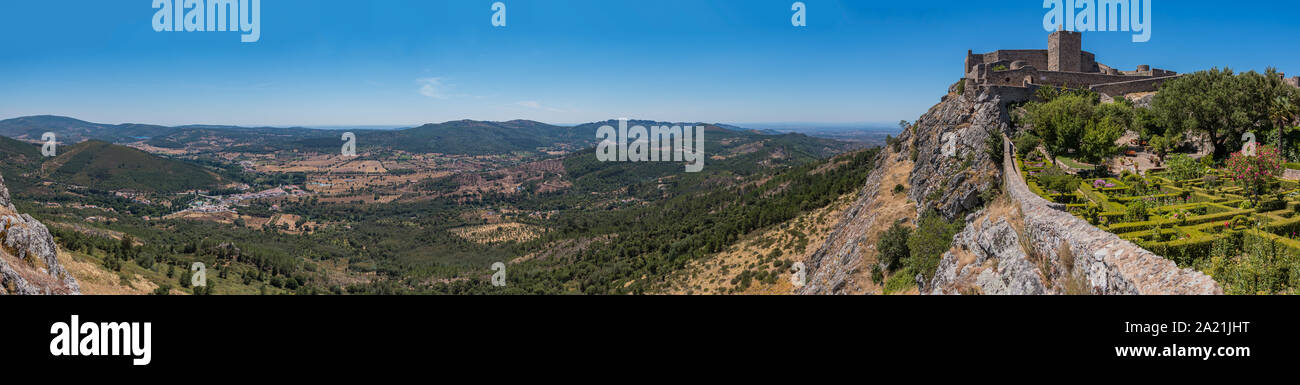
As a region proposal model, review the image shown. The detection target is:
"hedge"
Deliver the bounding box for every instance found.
[1144,233,1230,267]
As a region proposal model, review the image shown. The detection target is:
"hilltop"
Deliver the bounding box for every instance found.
[42,140,223,193]
[0,139,224,195]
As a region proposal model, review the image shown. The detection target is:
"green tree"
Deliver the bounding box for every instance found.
[1270,95,1298,150]
[136,253,155,269]
[1078,116,1124,165]
[1024,92,1097,161]
[876,222,911,272]
[120,234,135,259]
[1150,68,1300,160]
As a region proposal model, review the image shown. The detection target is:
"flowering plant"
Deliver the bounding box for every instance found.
[1224,145,1283,206]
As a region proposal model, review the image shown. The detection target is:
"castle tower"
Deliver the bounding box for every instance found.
[1048,30,1081,72]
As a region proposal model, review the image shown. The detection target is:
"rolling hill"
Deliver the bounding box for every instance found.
[41,140,222,193]
[0,135,45,192]
[0,115,336,153]
[0,115,174,143]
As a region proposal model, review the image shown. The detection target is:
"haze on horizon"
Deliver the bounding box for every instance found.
[3,0,1300,127]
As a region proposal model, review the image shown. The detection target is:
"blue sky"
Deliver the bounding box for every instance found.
[1,0,1299,127]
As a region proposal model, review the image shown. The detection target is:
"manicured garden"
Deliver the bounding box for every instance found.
[1004,67,1300,294]
[1018,146,1300,294]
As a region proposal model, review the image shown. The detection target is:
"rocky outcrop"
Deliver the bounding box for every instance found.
[907,88,1018,221]
[0,174,80,295]
[928,210,1050,295]
[799,85,1022,294]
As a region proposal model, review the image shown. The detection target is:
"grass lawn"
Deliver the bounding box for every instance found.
[1057,156,1092,170]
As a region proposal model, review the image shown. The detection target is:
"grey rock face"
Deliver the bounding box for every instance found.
[929,215,1048,295]
[0,174,80,295]
[906,89,1009,221]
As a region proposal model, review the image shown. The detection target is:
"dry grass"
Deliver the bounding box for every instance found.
[1058,242,1092,295]
[57,250,158,295]
[657,192,857,295]
[848,149,918,294]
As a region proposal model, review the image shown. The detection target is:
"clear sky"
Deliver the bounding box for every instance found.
[2,0,1298,127]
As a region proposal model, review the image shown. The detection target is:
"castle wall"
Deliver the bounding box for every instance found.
[1080,51,1099,73]
[1088,75,1182,96]
[986,50,1048,71]
[981,65,1166,89]
[1032,70,1156,88]
[967,49,1049,78]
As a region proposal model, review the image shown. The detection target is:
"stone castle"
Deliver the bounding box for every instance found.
[962,30,1179,97]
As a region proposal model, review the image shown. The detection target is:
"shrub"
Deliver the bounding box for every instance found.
[986,126,1005,166]
[893,184,905,194]
[1013,133,1042,157]
[1202,173,1219,188]
[1201,155,1217,169]
[906,210,964,282]
[1258,199,1287,212]
[1148,235,1224,267]
[1198,232,1300,294]
[136,253,155,269]
[886,135,901,153]
[926,186,946,202]
[876,222,911,272]
[1166,154,1203,182]
[151,284,172,295]
[882,268,917,294]
[1038,166,1081,194]
[1125,200,1149,222]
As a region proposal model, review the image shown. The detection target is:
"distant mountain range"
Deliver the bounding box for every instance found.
[0,115,848,156]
